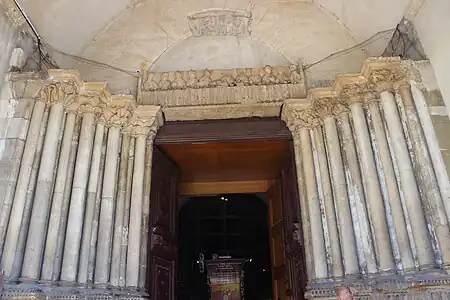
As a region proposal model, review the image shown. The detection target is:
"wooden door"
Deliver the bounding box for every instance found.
[268,180,289,300]
[148,148,179,300]
[281,144,306,300]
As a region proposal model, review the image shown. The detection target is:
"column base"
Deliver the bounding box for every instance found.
[1,282,149,300]
[306,270,450,299]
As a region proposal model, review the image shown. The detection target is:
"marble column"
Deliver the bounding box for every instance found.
[366,100,414,271]
[291,130,314,282]
[349,100,394,272]
[1,100,45,277]
[299,126,328,280]
[21,102,65,279]
[126,134,147,288]
[397,85,450,267]
[338,112,376,275]
[78,122,105,284]
[41,112,76,281]
[323,116,359,275]
[95,126,121,286]
[61,112,96,282]
[312,124,343,278]
[139,138,155,288]
[380,90,434,268]
[110,133,131,287]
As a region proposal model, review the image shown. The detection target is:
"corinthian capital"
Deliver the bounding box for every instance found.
[101,95,136,127]
[127,106,163,139]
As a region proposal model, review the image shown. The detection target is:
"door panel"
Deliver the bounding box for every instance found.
[281,143,306,300]
[148,148,179,300]
[268,180,289,300]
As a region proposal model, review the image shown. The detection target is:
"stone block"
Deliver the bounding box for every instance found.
[423,89,445,107]
[0,138,25,160]
[5,118,29,140]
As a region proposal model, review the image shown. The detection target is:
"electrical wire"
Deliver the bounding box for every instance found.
[304,28,396,70]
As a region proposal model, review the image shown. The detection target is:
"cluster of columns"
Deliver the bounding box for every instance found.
[0,74,162,292]
[283,74,450,284]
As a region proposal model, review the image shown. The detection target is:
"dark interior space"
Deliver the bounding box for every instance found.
[177,194,272,300]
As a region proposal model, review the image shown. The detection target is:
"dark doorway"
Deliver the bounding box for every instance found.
[177,194,272,300]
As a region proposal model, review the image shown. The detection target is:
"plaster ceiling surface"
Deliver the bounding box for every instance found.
[16,0,413,93]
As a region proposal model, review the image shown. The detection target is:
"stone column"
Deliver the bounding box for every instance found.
[338,112,376,275]
[78,122,105,284]
[94,126,121,286]
[366,99,414,271]
[1,99,45,277]
[139,137,156,288]
[349,100,394,272]
[60,112,96,282]
[110,133,130,287]
[21,100,65,280]
[323,115,359,275]
[312,124,343,278]
[126,106,161,288]
[397,84,450,267]
[299,125,328,280]
[41,111,76,281]
[380,90,434,268]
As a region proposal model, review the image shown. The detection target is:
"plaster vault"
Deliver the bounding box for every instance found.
[1,53,450,299]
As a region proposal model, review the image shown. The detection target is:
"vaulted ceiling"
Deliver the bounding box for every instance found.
[15,0,422,93]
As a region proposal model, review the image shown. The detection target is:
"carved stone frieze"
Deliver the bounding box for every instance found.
[139,65,306,107]
[1,0,26,28]
[188,9,251,37]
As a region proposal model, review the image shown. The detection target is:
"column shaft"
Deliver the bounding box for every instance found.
[350,102,394,272]
[61,113,96,282]
[338,113,376,274]
[380,91,434,267]
[110,134,130,287]
[367,101,414,270]
[120,137,135,287]
[139,139,154,288]
[323,116,359,275]
[292,137,314,282]
[398,86,450,266]
[78,123,105,284]
[88,130,108,283]
[1,100,45,277]
[41,112,76,281]
[53,116,81,281]
[312,125,342,278]
[126,135,146,287]
[300,127,328,280]
[22,103,64,279]
[95,126,121,285]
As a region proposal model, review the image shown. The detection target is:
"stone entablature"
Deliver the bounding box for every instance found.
[138,64,307,107]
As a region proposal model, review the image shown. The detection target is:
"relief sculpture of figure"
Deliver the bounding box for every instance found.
[198,70,213,88]
[186,70,198,88]
[142,71,159,91]
[289,64,304,84]
[171,71,186,89]
[261,65,277,85]
[159,72,171,90]
[235,69,249,86]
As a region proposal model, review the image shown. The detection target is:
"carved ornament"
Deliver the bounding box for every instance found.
[75,83,110,116]
[140,64,306,106]
[37,69,81,106]
[1,0,26,28]
[101,95,136,127]
[188,9,251,37]
[126,106,163,138]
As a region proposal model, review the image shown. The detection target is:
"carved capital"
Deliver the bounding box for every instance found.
[101,95,136,127]
[281,99,315,129]
[367,67,406,95]
[73,82,110,116]
[127,106,163,138]
[37,69,81,106]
